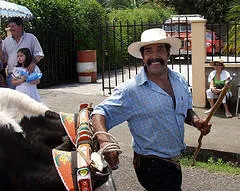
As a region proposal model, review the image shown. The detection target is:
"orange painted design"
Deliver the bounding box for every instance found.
[52,149,74,191]
[60,112,76,145]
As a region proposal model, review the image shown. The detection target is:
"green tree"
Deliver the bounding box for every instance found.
[97,0,135,9]
[105,7,173,69]
[225,0,240,55]
[161,0,234,22]
[11,0,106,50]
[227,0,240,21]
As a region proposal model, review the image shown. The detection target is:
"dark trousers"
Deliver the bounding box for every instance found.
[133,152,182,191]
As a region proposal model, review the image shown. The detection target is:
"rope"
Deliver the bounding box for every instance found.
[92,131,122,156]
[76,131,122,170]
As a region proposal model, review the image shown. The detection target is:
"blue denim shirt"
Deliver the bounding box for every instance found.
[92,67,192,158]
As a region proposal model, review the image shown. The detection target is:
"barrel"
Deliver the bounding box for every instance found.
[77,50,97,83]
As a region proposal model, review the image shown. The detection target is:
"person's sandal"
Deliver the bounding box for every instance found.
[225,112,232,118]
[204,109,211,114]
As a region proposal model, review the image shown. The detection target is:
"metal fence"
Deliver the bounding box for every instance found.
[24,19,239,91]
[99,19,240,95]
[205,22,240,63]
[30,27,77,88]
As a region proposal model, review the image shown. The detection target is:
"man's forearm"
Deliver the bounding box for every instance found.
[32,55,43,64]
[92,114,111,143]
[185,109,200,127]
[0,52,5,63]
[0,49,6,63]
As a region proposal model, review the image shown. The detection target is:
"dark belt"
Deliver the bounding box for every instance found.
[134,152,181,167]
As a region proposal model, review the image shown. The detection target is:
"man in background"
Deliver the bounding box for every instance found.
[0,17,44,89]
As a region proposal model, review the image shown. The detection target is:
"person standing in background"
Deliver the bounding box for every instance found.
[0,17,44,89]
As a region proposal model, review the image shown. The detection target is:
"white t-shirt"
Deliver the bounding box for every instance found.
[12,66,42,102]
[208,70,230,83]
[2,32,44,74]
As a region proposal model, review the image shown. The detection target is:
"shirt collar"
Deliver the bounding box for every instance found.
[11,31,25,39]
[135,66,175,86]
[135,67,148,86]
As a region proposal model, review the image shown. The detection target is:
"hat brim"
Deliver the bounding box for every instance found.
[128,37,181,59]
[209,60,225,67]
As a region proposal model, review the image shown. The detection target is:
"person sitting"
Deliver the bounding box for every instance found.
[205,59,232,118]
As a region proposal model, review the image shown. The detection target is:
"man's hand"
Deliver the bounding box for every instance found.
[193,118,212,135]
[99,141,120,170]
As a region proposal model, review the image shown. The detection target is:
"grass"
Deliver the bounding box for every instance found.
[180,156,240,175]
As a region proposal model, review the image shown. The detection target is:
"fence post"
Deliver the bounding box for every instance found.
[191,18,207,107]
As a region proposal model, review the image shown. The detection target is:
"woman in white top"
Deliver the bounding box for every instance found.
[205,59,232,118]
[12,48,42,102]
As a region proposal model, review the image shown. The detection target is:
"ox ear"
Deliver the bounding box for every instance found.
[45,110,60,119]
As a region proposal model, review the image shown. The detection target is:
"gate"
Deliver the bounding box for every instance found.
[30,26,77,88]
[99,18,240,95]
[99,20,192,95]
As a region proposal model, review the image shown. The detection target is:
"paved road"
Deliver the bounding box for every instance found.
[39,83,240,191]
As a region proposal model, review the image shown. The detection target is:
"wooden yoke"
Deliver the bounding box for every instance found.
[76,103,94,191]
[192,78,232,166]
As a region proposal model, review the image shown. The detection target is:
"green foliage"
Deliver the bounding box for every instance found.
[227,0,240,21]
[105,7,173,68]
[223,24,240,56]
[101,0,132,9]
[223,1,240,56]
[107,7,173,24]
[161,0,234,22]
[74,0,106,50]
[180,156,240,175]
[11,0,106,50]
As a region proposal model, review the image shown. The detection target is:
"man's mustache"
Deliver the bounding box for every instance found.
[147,58,165,66]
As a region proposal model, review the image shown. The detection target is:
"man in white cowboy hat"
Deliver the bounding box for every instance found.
[91,28,212,190]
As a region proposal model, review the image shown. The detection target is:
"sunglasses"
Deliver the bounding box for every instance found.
[214,63,223,66]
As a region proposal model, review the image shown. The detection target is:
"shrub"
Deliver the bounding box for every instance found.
[103,7,174,69]
[11,0,106,50]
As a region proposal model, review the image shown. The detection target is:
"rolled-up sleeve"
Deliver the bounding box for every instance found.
[92,87,131,130]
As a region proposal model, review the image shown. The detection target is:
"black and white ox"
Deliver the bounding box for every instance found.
[0,88,119,191]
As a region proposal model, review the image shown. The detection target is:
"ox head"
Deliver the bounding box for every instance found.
[0,88,52,133]
[0,88,49,123]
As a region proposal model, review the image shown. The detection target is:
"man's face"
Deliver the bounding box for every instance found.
[8,22,23,37]
[142,43,169,75]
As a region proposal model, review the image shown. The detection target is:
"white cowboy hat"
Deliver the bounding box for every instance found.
[128,28,181,59]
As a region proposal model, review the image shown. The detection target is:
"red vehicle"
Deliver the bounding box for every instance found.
[164,14,196,57]
[206,31,223,55]
[164,15,223,57]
